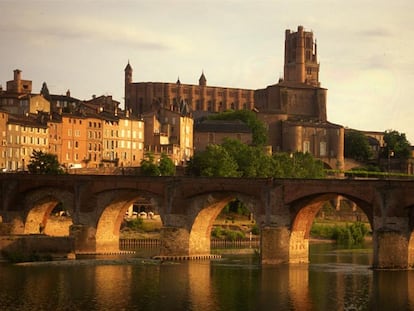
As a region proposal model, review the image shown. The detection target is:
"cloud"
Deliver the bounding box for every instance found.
[356,28,393,38]
[0,15,173,51]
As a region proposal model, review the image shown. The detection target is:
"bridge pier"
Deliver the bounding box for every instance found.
[289,230,309,263]
[159,227,191,257]
[261,226,290,264]
[373,228,410,269]
[70,225,97,253]
[1,212,25,234]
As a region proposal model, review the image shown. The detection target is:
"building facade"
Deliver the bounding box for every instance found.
[124,64,255,117]
[125,26,344,169]
[194,119,253,152]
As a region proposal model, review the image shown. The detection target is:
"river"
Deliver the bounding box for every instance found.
[0,242,413,311]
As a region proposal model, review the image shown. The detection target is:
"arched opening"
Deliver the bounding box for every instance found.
[23,190,74,236]
[290,193,373,263]
[188,193,260,257]
[94,191,163,253]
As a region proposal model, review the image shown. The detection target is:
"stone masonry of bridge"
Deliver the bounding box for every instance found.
[1,173,414,269]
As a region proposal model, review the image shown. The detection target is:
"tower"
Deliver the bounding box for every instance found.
[124,61,133,111]
[283,26,319,86]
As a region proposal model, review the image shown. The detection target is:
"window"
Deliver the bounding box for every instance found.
[320,141,327,157]
[303,141,310,153]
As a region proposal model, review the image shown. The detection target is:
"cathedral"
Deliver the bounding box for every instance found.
[124,26,344,170]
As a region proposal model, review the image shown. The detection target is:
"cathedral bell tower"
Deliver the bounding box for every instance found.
[283,26,320,87]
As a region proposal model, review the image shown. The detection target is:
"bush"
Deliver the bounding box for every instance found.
[310,223,337,239]
[251,224,260,235]
[333,222,369,245]
[211,227,245,240]
[311,222,369,246]
[125,218,144,231]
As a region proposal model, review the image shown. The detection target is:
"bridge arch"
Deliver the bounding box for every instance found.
[19,187,74,236]
[289,192,373,263]
[161,191,263,257]
[82,188,164,253]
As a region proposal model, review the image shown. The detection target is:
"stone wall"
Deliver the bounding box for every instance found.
[0,235,74,260]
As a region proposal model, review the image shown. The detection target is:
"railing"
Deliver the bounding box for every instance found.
[119,238,160,250]
[119,237,260,251]
[211,237,260,249]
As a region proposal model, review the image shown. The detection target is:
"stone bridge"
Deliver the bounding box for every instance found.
[1,174,414,269]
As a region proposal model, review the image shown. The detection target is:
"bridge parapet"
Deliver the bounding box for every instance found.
[1,174,414,268]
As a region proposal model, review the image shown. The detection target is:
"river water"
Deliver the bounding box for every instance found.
[0,242,413,311]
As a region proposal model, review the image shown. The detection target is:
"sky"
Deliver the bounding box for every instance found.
[1,0,414,142]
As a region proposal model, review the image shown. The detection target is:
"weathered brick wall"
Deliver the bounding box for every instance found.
[0,235,74,259]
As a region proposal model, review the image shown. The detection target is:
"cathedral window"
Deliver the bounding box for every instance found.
[303,141,310,153]
[320,141,327,157]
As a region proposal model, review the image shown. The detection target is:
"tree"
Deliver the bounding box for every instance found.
[220,138,273,177]
[381,130,411,159]
[140,152,176,176]
[344,130,372,162]
[208,110,267,145]
[159,153,175,176]
[140,152,160,176]
[27,150,64,174]
[187,145,240,177]
[188,139,325,179]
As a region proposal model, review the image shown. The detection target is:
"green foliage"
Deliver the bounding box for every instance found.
[211,227,245,240]
[251,224,260,235]
[188,140,325,178]
[27,150,64,174]
[333,222,369,246]
[208,110,267,145]
[311,222,369,246]
[125,218,144,230]
[271,152,326,178]
[310,223,338,239]
[140,152,160,176]
[381,130,411,159]
[344,130,372,162]
[187,144,240,177]
[221,138,273,177]
[140,152,176,176]
[159,153,176,176]
[227,199,250,216]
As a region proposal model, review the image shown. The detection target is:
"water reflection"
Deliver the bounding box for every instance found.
[1,244,414,310]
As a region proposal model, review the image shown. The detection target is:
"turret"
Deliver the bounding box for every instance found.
[124,61,133,111]
[199,71,206,86]
[124,61,133,85]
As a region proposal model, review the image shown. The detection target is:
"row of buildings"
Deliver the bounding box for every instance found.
[0,26,384,172]
[0,73,197,170]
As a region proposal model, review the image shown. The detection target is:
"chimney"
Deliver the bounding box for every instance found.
[14,69,22,81]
